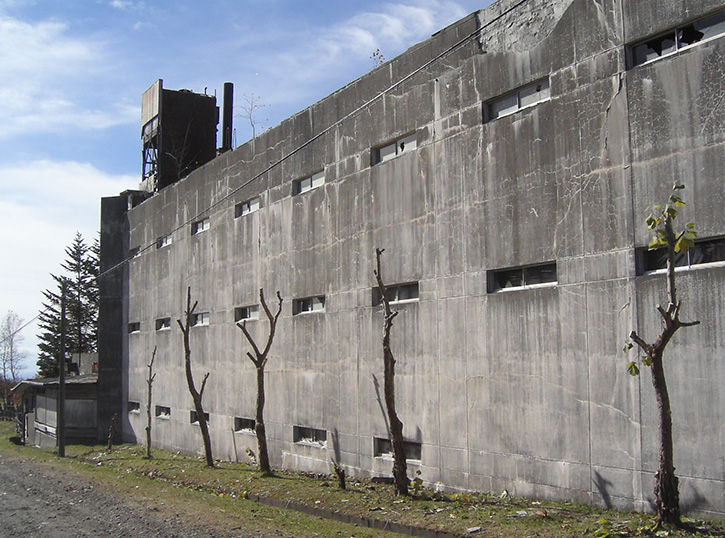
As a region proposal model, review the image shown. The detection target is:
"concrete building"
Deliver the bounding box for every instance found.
[99,0,725,517]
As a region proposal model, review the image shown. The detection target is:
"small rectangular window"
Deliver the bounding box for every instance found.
[374,437,422,460]
[235,196,261,218]
[156,234,172,249]
[294,170,325,195]
[191,218,210,235]
[128,322,141,334]
[190,410,209,424]
[129,246,140,258]
[127,401,140,413]
[155,317,171,331]
[486,78,550,121]
[487,262,557,292]
[155,405,171,419]
[293,425,327,446]
[372,282,419,306]
[293,295,325,315]
[372,132,417,165]
[629,10,725,68]
[191,312,209,326]
[636,237,725,274]
[234,305,260,322]
[234,417,255,432]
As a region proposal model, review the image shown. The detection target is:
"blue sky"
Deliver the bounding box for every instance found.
[0,0,490,377]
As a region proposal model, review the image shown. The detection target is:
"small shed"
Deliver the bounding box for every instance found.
[12,375,98,447]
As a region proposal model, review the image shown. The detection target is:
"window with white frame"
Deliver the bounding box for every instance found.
[294,170,325,195]
[637,237,725,274]
[487,262,557,292]
[156,234,172,249]
[235,196,261,218]
[293,296,325,315]
[629,10,725,68]
[372,132,417,165]
[234,305,260,322]
[191,312,209,326]
[486,78,550,121]
[155,317,171,331]
[191,217,210,235]
[372,282,419,306]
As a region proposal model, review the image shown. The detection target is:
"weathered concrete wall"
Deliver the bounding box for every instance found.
[115,0,725,517]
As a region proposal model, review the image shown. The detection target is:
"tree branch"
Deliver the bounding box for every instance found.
[629,330,650,352]
[237,320,262,358]
[199,372,210,398]
[680,320,701,327]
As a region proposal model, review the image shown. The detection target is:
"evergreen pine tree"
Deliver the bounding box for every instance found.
[36,233,99,377]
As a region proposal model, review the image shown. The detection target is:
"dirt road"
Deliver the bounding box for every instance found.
[0,452,225,537]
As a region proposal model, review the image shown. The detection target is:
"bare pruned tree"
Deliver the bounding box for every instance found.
[237,93,268,152]
[177,287,214,468]
[1,310,26,404]
[373,248,408,496]
[236,288,282,476]
[625,183,700,527]
[145,346,156,459]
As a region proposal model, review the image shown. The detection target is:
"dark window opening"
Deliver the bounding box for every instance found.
[234,417,255,432]
[488,262,557,292]
[636,237,725,274]
[629,10,725,68]
[293,425,327,445]
[293,296,325,315]
[234,305,259,322]
[372,282,419,306]
[190,410,209,424]
[127,401,140,413]
[155,405,171,418]
[374,437,422,460]
[155,317,171,331]
[128,322,141,333]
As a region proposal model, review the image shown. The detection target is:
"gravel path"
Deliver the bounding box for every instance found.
[0,452,226,537]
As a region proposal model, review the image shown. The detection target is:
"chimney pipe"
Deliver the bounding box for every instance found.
[222,82,234,152]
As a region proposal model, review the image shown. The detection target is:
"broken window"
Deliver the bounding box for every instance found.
[234,305,260,322]
[156,234,172,249]
[371,132,417,165]
[487,262,557,292]
[372,282,419,306]
[127,401,141,413]
[155,317,171,331]
[486,78,550,121]
[191,312,210,327]
[630,10,725,68]
[293,170,325,195]
[293,295,325,315]
[235,196,261,218]
[190,410,209,424]
[128,322,141,334]
[293,426,327,446]
[637,236,725,274]
[155,405,171,419]
[374,437,422,460]
[234,417,255,432]
[191,218,210,235]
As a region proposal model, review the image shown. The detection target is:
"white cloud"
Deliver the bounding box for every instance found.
[0,14,137,138]
[0,160,136,375]
[251,1,470,103]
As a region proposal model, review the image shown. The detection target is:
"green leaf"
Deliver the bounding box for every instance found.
[675,236,695,253]
[666,206,678,219]
[623,342,633,352]
[627,362,640,376]
[686,222,695,229]
[648,238,664,250]
[642,356,653,367]
[645,216,657,229]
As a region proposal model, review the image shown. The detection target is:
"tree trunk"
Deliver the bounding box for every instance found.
[194,396,214,468]
[384,336,408,495]
[145,348,155,459]
[255,365,271,474]
[651,353,680,524]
